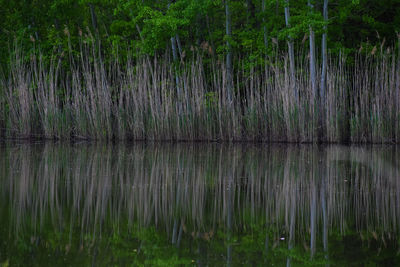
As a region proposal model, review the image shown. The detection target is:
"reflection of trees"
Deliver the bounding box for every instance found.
[0,144,400,264]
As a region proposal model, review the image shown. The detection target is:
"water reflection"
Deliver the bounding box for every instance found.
[0,144,399,265]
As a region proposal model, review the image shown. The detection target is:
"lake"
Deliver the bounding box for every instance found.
[0,143,399,266]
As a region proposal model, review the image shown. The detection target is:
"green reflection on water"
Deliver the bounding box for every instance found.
[0,143,399,266]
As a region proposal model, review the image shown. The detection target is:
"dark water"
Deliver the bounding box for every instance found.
[0,143,399,266]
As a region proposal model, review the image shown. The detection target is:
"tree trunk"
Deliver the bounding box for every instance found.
[225,0,233,103]
[284,0,297,101]
[169,2,183,114]
[89,3,98,33]
[320,0,328,102]
[262,0,268,54]
[171,35,179,65]
[175,34,183,59]
[246,0,255,25]
[319,0,328,140]
[308,0,317,102]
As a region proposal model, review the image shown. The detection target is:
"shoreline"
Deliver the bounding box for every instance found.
[1,137,398,146]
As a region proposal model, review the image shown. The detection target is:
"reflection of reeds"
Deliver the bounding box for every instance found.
[1,144,399,246]
[1,43,400,142]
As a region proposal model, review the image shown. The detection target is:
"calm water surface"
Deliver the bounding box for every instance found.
[0,143,399,266]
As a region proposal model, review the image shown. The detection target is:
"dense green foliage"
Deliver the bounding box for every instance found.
[1,0,400,62]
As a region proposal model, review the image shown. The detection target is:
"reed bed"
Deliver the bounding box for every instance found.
[0,43,399,143]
